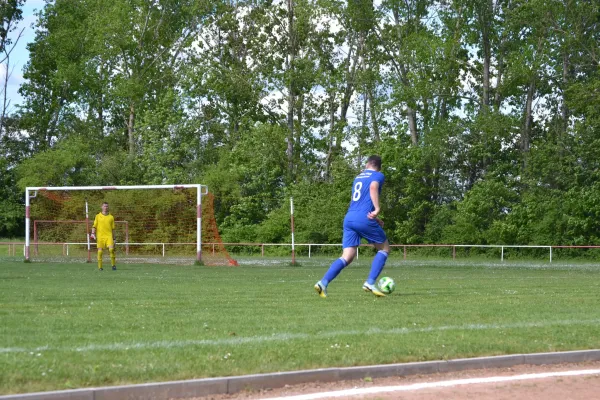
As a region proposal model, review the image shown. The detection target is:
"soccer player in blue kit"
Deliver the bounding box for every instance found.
[314,155,389,298]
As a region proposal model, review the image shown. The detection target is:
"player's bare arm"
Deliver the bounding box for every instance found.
[367,181,380,219]
[91,215,97,240]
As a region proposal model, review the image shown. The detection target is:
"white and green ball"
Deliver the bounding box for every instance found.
[378,276,396,294]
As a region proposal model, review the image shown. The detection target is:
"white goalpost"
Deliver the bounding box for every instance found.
[25,184,209,264]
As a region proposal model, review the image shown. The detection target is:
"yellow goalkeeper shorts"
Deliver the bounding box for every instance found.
[97,236,114,249]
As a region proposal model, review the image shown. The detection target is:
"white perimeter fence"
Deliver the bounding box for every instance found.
[2,242,600,263]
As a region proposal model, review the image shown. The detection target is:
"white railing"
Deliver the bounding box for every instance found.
[397,244,556,262]
[456,244,552,262]
[3,242,600,263]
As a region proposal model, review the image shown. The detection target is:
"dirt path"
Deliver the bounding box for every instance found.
[192,361,600,400]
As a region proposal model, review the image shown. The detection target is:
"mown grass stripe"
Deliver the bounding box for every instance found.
[2,319,599,354]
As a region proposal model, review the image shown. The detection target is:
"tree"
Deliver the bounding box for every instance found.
[0,0,24,137]
[8,0,600,248]
[202,123,288,242]
[0,0,25,237]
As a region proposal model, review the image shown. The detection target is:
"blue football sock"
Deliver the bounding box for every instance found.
[367,250,389,285]
[322,257,348,286]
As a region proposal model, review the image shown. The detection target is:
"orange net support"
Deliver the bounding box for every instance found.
[201,192,238,266]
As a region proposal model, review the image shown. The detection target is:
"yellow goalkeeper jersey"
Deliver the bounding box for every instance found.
[93,212,115,238]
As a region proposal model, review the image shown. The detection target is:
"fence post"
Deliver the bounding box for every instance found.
[404,246,407,260]
[549,246,552,263]
[309,244,311,258]
[501,246,504,262]
[261,244,264,257]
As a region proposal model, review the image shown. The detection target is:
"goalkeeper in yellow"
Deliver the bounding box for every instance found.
[91,202,117,271]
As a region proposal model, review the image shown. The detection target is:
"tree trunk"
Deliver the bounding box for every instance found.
[127,102,135,156]
[398,62,418,145]
[561,50,569,136]
[337,32,361,150]
[368,89,380,142]
[439,3,464,121]
[361,89,368,142]
[325,92,336,180]
[494,49,504,111]
[1,18,25,139]
[287,93,294,182]
[521,77,535,169]
[407,106,418,145]
[296,93,303,170]
[46,96,66,148]
[286,0,295,183]
[481,6,491,109]
[0,59,8,137]
[494,0,510,110]
[98,61,105,134]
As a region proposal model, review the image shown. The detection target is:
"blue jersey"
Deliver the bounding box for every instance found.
[342,169,386,247]
[346,169,385,217]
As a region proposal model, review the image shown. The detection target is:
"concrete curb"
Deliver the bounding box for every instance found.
[2,349,599,400]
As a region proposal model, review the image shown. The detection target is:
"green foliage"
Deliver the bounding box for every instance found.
[562,184,600,245]
[135,90,199,184]
[202,123,287,242]
[255,204,292,243]
[288,181,348,244]
[95,150,146,186]
[0,158,22,236]
[15,137,96,188]
[0,0,24,60]
[443,179,519,245]
[4,0,600,247]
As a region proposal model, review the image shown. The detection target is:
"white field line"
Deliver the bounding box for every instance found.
[2,319,600,354]
[259,369,600,400]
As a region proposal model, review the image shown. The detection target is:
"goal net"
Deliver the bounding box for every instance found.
[25,185,237,266]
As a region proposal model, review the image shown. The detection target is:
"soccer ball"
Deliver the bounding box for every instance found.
[378,276,396,294]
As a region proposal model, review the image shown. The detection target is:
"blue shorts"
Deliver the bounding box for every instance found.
[342,214,387,248]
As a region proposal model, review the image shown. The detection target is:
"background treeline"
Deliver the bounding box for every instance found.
[1,0,599,247]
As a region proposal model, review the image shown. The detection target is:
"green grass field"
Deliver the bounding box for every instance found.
[1,256,600,395]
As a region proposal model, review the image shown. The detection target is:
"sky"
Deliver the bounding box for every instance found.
[3,0,44,110]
